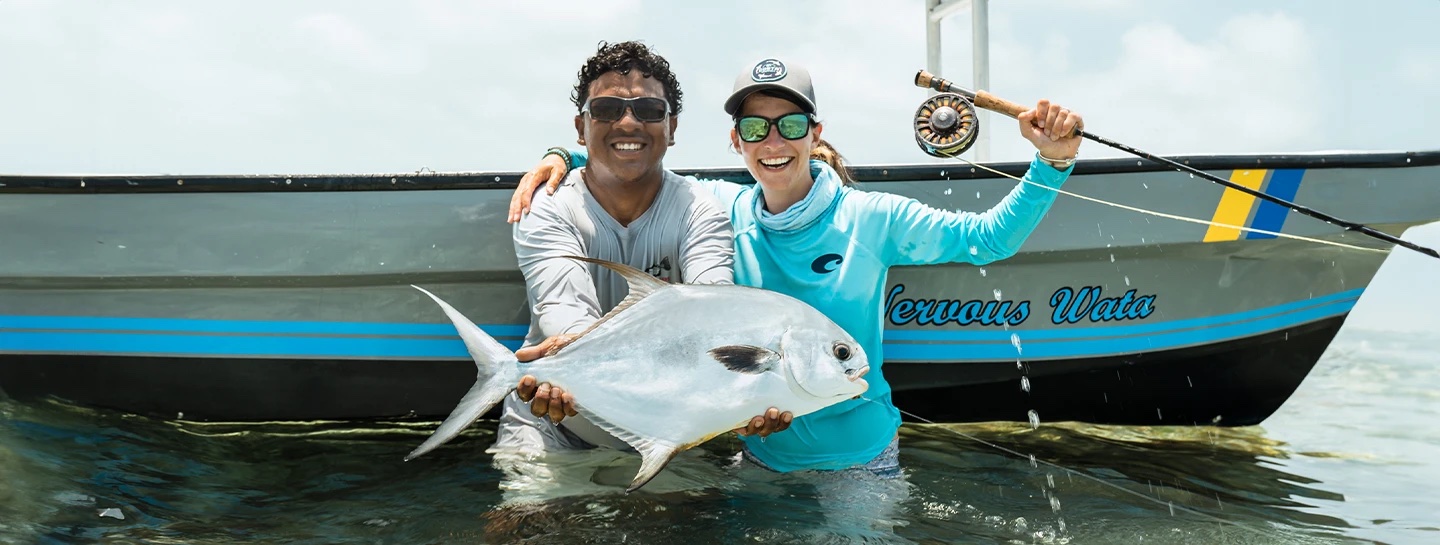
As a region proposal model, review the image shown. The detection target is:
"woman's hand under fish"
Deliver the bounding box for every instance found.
[734,407,793,438]
[516,375,578,424]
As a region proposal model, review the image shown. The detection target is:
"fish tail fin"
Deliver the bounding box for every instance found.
[406,285,522,461]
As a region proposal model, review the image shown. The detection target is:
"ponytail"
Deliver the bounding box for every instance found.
[810,138,856,186]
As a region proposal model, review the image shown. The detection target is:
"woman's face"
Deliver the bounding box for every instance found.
[731,93,822,191]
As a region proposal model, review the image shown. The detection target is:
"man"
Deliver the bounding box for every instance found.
[493,41,745,455]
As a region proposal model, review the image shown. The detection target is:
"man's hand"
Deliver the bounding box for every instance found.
[508,154,569,223]
[734,407,793,438]
[512,334,581,424]
[1017,99,1083,162]
[516,375,578,424]
[514,333,577,363]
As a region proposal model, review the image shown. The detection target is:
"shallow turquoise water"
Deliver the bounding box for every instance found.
[1,327,1435,544]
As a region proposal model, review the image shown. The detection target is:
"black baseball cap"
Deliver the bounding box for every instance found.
[723,58,817,117]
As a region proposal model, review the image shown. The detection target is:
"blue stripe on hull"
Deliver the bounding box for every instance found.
[0,316,528,338]
[0,291,1357,362]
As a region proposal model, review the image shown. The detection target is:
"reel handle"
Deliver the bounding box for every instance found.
[915,69,1027,118]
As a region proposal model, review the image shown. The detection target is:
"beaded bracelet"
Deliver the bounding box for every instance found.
[543,147,573,171]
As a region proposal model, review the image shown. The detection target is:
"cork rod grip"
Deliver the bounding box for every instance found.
[973,91,1028,119]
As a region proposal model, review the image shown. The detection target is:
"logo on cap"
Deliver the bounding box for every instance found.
[751,59,787,82]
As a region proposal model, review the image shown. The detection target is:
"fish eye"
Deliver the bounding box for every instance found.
[832,342,852,361]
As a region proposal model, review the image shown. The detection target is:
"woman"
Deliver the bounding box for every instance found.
[509,58,1082,477]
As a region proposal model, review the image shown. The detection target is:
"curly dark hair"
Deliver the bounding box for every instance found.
[571,41,683,116]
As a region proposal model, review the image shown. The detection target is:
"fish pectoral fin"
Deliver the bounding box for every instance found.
[628,442,681,493]
[709,345,780,374]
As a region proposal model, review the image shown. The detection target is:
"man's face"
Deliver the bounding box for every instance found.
[574,70,677,185]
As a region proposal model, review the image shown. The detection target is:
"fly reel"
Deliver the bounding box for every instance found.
[914,92,979,158]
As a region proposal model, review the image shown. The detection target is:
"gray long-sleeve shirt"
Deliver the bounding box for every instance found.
[504,168,735,451]
[512,168,735,348]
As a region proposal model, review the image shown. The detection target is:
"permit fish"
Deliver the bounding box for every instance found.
[406,256,870,492]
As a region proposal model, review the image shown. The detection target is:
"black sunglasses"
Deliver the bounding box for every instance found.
[582,96,671,123]
[735,112,814,143]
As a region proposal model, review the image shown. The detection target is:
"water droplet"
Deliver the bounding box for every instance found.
[1168,501,1175,516]
[98,508,124,520]
[993,288,1002,300]
[1284,332,1289,341]
[1124,276,1131,286]
[431,244,436,248]
[969,246,979,256]
[1059,518,1067,532]
[1109,254,1115,263]
[379,262,385,266]
[1142,183,1149,189]
[1011,333,1023,354]
[1103,392,1108,403]
[1029,453,1038,467]
[1136,160,1142,166]
[117,245,126,249]
[1157,408,1163,420]
[1046,474,1055,488]
[494,176,501,182]
[1027,410,1040,430]
[1187,376,1193,387]
[940,170,947,176]
[1140,237,1146,244]
[1016,360,1024,371]
[285,178,292,185]
[80,181,85,187]
[1020,376,1031,392]
[1407,157,1412,163]
[1050,495,1062,512]
[978,268,987,277]
[1189,173,1194,178]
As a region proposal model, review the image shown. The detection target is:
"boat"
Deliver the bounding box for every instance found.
[2,149,1437,426]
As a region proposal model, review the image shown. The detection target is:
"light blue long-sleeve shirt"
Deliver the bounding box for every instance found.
[559,149,1072,471]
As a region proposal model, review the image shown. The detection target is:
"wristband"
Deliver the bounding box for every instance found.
[1037,151,1076,170]
[543,147,573,170]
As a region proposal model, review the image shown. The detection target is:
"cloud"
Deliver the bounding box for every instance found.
[1395,49,1440,87]
[982,11,1325,162]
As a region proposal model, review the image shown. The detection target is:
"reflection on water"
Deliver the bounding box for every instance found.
[1,328,1435,544]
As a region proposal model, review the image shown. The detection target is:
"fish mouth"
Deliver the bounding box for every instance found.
[846,365,870,382]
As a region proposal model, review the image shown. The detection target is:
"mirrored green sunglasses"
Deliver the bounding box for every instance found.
[735,113,814,143]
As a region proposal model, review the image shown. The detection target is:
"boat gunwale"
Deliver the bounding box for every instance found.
[1,149,1437,194]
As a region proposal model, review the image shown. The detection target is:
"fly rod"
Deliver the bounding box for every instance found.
[911,69,1439,260]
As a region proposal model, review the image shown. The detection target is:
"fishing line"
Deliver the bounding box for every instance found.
[911,70,1439,260]
[951,155,1387,255]
[878,400,1292,541]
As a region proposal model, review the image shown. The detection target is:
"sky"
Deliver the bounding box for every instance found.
[0,0,1435,333]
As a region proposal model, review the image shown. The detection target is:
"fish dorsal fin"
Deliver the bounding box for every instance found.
[560,255,671,347]
[709,345,780,374]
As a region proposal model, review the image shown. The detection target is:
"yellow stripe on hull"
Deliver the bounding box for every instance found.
[1203,169,1269,242]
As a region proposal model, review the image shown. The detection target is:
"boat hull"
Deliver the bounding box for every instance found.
[3,151,1437,425]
